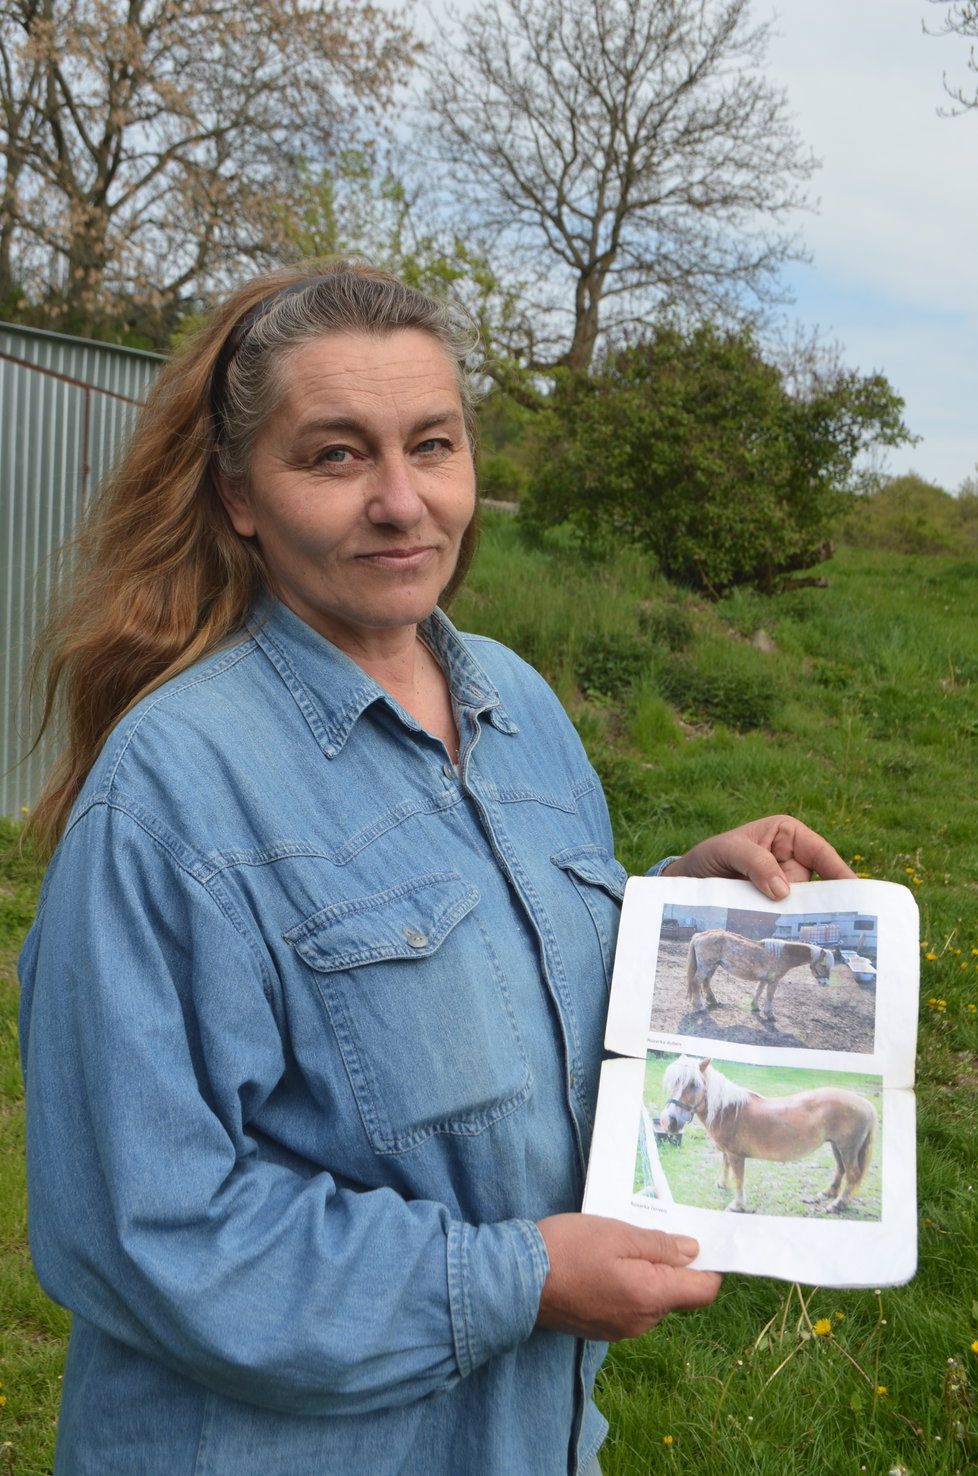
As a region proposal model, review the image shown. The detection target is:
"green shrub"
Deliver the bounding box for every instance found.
[575,632,653,698]
[657,639,781,731]
[523,324,911,597]
[841,474,962,554]
[638,603,694,652]
[478,450,526,501]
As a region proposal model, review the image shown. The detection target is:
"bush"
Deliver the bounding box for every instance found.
[638,603,694,652]
[842,472,978,554]
[523,324,911,597]
[656,639,781,731]
[478,450,526,501]
[575,632,653,698]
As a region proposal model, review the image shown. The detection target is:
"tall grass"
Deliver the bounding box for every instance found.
[2,512,977,1472]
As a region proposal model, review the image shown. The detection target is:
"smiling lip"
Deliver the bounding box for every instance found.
[355,546,436,570]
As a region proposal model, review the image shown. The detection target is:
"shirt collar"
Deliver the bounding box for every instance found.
[245,595,518,759]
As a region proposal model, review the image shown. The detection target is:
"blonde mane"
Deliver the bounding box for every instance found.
[663,1055,754,1128]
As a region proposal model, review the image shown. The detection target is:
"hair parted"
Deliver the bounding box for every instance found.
[26,258,482,853]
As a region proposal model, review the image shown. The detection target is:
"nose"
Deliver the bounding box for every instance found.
[365,457,426,528]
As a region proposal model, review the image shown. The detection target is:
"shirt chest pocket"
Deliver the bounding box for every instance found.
[284,872,532,1155]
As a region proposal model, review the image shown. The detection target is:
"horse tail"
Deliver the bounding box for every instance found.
[686,937,699,1001]
[852,1107,876,1189]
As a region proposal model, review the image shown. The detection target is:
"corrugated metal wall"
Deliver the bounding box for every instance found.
[1,321,164,818]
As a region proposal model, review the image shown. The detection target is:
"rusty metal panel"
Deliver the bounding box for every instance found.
[1,321,164,818]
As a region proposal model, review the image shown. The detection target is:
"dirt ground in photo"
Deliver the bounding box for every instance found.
[649,939,877,1051]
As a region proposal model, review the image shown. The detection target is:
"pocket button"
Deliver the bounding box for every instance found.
[403,926,429,948]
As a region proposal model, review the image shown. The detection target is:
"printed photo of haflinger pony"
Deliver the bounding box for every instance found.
[635,1051,883,1222]
[649,904,879,1053]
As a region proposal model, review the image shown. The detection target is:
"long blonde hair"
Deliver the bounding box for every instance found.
[27,259,481,853]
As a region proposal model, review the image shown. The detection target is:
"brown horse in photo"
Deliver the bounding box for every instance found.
[686,928,834,1022]
[659,1055,876,1214]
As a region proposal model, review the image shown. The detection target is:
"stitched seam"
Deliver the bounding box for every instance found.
[102,641,257,791]
[64,797,278,1003]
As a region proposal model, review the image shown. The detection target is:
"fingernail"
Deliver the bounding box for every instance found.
[770,877,789,900]
[676,1236,699,1258]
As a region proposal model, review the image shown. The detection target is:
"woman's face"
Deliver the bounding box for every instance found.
[218,329,476,653]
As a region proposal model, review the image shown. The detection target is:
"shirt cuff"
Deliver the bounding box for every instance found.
[446,1218,550,1379]
[645,855,681,877]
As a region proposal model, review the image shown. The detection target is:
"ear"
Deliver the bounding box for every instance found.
[699,1057,711,1074]
[214,469,257,539]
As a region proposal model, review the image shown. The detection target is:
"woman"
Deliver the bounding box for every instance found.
[19,260,851,1474]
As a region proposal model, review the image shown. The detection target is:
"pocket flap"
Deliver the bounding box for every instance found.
[551,845,628,899]
[285,872,480,972]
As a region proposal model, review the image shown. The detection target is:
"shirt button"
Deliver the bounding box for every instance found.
[442,764,455,778]
[403,927,428,948]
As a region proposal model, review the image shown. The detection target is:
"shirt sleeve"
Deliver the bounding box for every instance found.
[19,800,549,1418]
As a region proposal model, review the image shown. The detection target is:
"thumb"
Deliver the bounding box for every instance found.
[624,1227,701,1267]
[735,843,790,901]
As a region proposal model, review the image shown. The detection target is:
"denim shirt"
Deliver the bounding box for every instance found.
[19,597,639,1476]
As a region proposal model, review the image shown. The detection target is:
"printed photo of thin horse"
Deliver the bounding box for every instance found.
[649,903,879,1052]
[635,1051,883,1221]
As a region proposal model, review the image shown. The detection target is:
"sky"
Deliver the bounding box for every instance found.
[763,0,977,491]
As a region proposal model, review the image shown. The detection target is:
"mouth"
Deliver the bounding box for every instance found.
[355,546,438,571]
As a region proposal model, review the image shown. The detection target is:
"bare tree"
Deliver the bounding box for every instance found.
[422,0,817,373]
[927,1,978,111]
[0,0,414,341]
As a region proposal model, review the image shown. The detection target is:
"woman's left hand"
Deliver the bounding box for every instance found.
[660,815,855,902]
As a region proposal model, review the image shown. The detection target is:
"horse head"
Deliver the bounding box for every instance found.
[659,1056,710,1135]
[811,947,834,984]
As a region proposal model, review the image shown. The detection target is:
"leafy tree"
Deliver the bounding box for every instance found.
[422,0,816,374]
[274,150,511,334]
[0,0,412,345]
[522,325,912,596]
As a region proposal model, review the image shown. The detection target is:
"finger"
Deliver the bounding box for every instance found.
[662,1269,723,1311]
[635,1264,723,1313]
[778,822,855,881]
[716,838,792,901]
[623,1227,700,1267]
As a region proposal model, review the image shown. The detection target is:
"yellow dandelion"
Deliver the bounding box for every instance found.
[813,1318,832,1336]
[834,1311,845,1322]
[856,871,871,878]
[967,1004,977,1013]
[912,877,922,886]
[876,1385,888,1397]
[970,1341,978,1354]
[961,962,970,970]
[663,1434,674,1447]
[904,866,914,874]
[852,854,863,861]
[925,952,937,961]
[971,948,978,956]
[19,805,29,814]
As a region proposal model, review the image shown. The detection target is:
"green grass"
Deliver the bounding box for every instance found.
[3,515,978,1472]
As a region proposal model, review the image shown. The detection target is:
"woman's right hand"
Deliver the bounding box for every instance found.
[534,1214,722,1341]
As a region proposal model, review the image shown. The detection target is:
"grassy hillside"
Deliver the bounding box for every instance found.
[2,514,976,1472]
